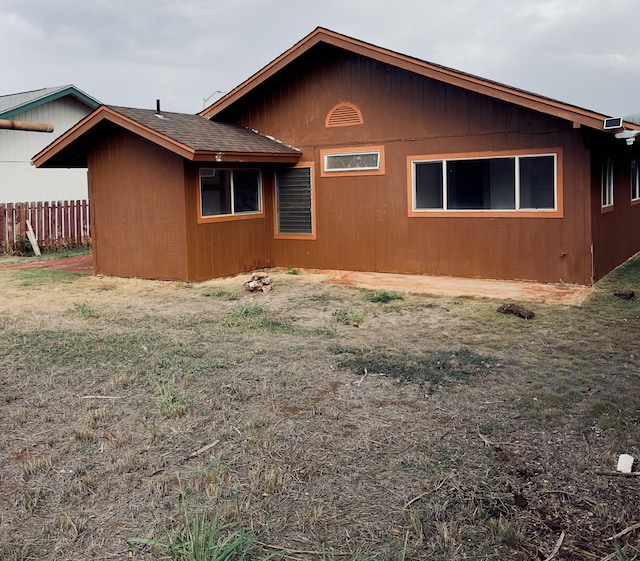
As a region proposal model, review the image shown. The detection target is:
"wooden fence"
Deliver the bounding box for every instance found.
[0,200,91,254]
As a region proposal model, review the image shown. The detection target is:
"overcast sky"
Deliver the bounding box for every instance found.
[2,0,639,118]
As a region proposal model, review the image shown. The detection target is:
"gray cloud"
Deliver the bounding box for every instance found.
[2,0,638,117]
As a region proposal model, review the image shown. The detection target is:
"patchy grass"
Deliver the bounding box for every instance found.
[333,346,490,392]
[0,246,91,265]
[6,268,85,286]
[1,260,640,560]
[362,289,404,303]
[332,307,365,326]
[128,507,258,561]
[72,301,98,318]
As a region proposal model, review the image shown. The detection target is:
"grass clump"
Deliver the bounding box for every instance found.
[363,289,404,303]
[202,288,238,301]
[157,377,191,419]
[73,301,98,318]
[223,303,291,332]
[519,389,583,423]
[128,508,257,561]
[589,399,627,430]
[333,308,364,326]
[334,346,489,392]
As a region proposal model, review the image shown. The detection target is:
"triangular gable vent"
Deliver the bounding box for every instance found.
[325,103,363,128]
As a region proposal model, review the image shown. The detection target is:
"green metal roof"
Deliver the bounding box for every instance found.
[0,85,101,119]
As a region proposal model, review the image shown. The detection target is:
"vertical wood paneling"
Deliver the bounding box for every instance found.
[183,163,273,281]
[590,135,640,281]
[87,129,188,280]
[215,45,601,284]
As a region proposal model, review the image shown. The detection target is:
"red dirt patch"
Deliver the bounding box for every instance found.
[0,254,93,274]
[0,257,592,304]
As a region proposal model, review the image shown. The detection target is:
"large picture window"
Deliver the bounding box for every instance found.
[200,169,262,218]
[410,153,557,213]
[275,165,314,237]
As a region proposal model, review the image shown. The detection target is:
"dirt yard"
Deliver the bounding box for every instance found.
[1,258,639,561]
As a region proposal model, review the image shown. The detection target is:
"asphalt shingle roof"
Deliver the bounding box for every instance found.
[110,106,300,155]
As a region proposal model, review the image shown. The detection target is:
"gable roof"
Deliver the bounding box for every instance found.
[202,27,640,133]
[0,85,101,119]
[33,105,300,168]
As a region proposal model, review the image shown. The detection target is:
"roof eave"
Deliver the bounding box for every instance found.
[33,106,196,168]
[1,85,101,119]
[193,151,301,164]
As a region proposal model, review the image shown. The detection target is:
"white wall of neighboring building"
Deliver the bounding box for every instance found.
[0,96,93,204]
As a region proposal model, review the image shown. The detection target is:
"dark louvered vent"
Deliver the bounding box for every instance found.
[276,167,313,235]
[325,103,363,128]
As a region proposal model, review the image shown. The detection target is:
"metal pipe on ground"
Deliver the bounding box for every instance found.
[0,119,54,132]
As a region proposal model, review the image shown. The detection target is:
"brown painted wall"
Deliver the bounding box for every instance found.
[590,134,640,281]
[218,45,595,284]
[183,164,274,282]
[88,126,188,280]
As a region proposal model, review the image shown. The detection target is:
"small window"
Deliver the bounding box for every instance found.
[631,160,639,201]
[602,158,614,208]
[320,145,385,177]
[411,153,557,213]
[275,165,314,237]
[325,151,380,172]
[199,169,262,218]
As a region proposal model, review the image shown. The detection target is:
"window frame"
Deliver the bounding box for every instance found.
[320,145,385,177]
[631,159,640,203]
[197,168,264,224]
[274,162,316,240]
[602,157,614,210]
[407,149,563,218]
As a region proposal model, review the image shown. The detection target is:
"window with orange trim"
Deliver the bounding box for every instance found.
[199,168,262,218]
[411,153,557,212]
[320,145,385,177]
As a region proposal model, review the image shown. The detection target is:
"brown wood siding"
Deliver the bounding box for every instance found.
[590,135,640,281]
[88,127,188,280]
[183,164,273,281]
[218,46,595,284]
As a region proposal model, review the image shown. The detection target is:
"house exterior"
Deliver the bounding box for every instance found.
[1,85,100,204]
[33,28,640,285]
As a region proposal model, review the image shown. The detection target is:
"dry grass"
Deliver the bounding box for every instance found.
[1,258,639,560]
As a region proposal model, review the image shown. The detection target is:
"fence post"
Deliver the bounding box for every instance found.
[63,200,71,246]
[36,202,43,245]
[0,203,6,253]
[17,203,27,240]
[7,203,14,252]
[56,201,63,250]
